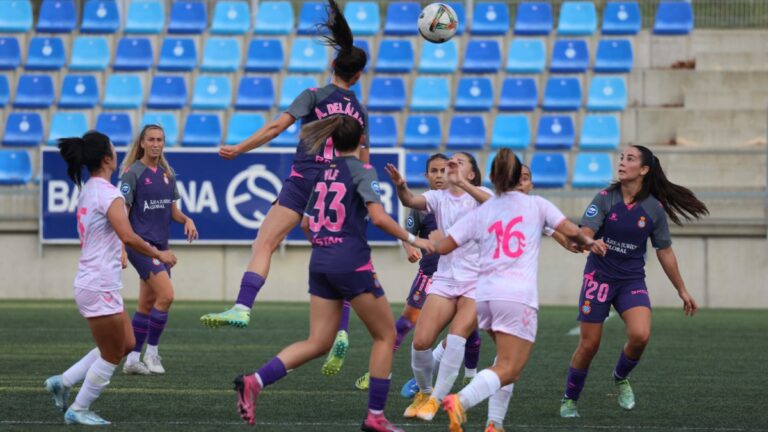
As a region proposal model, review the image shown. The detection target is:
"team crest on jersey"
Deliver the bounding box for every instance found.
[120,182,130,195]
[581,300,592,315]
[371,181,382,195]
[152,258,161,266]
[637,216,646,228]
[585,205,598,218]
[609,212,618,222]
[407,216,415,228]
[413,291,421,303]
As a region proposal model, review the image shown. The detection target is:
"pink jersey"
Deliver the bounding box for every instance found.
[73,177,125,292]
[447,191,566,308]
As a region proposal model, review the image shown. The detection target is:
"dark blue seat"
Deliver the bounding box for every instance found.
[158,38,197,72]
[376,39,414,73]
[550,39,589,73]
[168,0,207,34]
[580,114,620,150]
[446,115,486,150]
[498,78,538,111]
[471,2,510,35]
[490,114,530,150]
[368,114,398,148]
[405,153,431,187]
[557,1,597,36]
[410,77,450,112]
[384,2,420,35]
[125,0,165,34]
[14,75,54,108]
[0,0,33,33]
[246,39,284,72]
[536,115,575,149]
[202,37,242,72]
[3,113,43,147]
[654,1,694,35]
[542,77,582,111]
[70,36,110,71]
[37,0,77,33]
[514,2,553,35]
[0,37,21,70]
[255,1,294,35]
[147,76,188,109]
[297,2,327,35]
[103,74,143,109]
[182,114,222,147]
[142,112,179,146]
[59,74,99,108]
[25,37,66,70]
[236,76,275,110]
[81,0,120,34]
[0,150,32,185]
[403,115,442,150]
[114,37,153,71]
[602,2,641,35]
[345,2,381,36]
[455,77,494,111]
[191,75,232,110]
[463,39,501,73]
[368,77,406,111]
[211,1,251,35]
[226,113,265,146]
[48,112,89,145]
[530,153,567,188]
[0,76,9,107]
[573,152,613,188]
[95,113,133,146]
[595,39,633,73]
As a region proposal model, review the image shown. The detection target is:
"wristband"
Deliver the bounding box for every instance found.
[407,233,417,245]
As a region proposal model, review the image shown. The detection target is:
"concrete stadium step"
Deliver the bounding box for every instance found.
[685,90,768,110]
[639,70,768,107]
[691,30,768,55]
[633,108,767,148]
[696,52,768,72]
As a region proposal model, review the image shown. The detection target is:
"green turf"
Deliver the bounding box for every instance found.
[1,301,766,431]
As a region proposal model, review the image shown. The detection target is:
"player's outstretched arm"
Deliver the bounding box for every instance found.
[656,247,697,316]
[427,229,459,255]
[385,163,428,210]
[556,220,598,254]
[367,202,432,252]
[107,199,177,267]
[447,160,491,204]
[219,113,296,160]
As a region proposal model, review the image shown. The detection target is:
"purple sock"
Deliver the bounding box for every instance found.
[255,357,287,387]
[368,377,391,412]
[613,350,640,380]
[393,316,415,351]
[236,272,265,308]
[564,367,589,401]
[131,312,149,353]
[338,301,351,332]
[463,329,481,369]
[147,307,168,346]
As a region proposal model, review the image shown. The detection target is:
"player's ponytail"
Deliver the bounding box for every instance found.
[490,148,522,195]
[319,0,367,82]
[122,124,174,177]
[58,131,113,187]
[457,152,482,187]
[301,115,363,156]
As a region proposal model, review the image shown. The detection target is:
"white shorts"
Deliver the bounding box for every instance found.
[428,279,476,300]
[75,288,124,318]
[477,300,538,343]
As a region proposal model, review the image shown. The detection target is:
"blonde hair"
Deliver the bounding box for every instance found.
[300,115,362,156]
[121,124,174,176]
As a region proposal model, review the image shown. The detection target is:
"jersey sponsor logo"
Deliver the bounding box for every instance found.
[371,180,382,196]
[581,300,592,315]
[406,215,415,228]
[225,164,283,230]
[637,216,646,228]
[119,182,130,195]
[585,205,599,218]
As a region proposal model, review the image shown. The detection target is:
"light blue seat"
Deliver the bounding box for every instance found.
[446,2,467,35]
[279,76,318,110]
[255,1,294,35]
[271,119,300,147]
[147,75,188,109]
[70,36,110,71]
[182,114,222,147]
[368,114,398,148]
[59,75,99,108]
[455,77,494,111]
[95,113,132,146]
[384,2,421,35]
[403,114,441,150]
[654,1,694,35]
[142,112,179,146]
[297,2,327,35]
[536,115,575,149]
[558,1,597,35]
[471,2,510,35]
[463,39,501,73]
[353,39,370,72]
[405,153,430,187]
[246,39,284,72]
[125,0,165,34]
[419,40,458,73]
[490,114,530,150]
[498,77,538,111]
[81,0,120,34]
[0,38,21,70]
[446,115,486,150]
[236,76,274,110]
[595,39,633,73]
[0,150,32,185]
[0,76,9,107]
[506,38,546,73]
[202,37,242,72]
[543,77,582,111]
[114,37,153,71]
[514,2,553,35]
[551,39,589,73]
[168,0,207,34]
[587,76,627,111]
[211,1,250,35]
[603,2,641,35]
[530,153,567,188]
[25,37,66,70]
[288,38,328,73]
[3,113,43,147]
[158,38,197,71]
[345,2,380,36]
[368,77,406,111]
[376,39,414,73]
[48,112,89,145]
[192,75,232,110]
[580,114,620,150]
[37,0,77,33]
[103,74,143,109]
[573,153,613,188]
[410,77,450,112]
[0,1,33,33]
[14,75,54,108]
[226,113,265,145]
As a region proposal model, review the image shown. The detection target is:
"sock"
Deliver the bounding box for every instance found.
[146,344,158,357]
[457,369,501,410]
[411,346,434,394]
[126,351,140,364]
[432,334,466,401]
[338,301,351,333]
[70,357,117,411]
[254,356,287,388]
[432,341,445,369]
[613,350,640,380]
[131,311,149,353]
[368,376,391,412]
[463,329,481,370]
[393,316,415,351]
[235,271,265,309]
[563,367,589,401]
[62,348,100,387]
[147,307,168,347]
[487,383,514,426]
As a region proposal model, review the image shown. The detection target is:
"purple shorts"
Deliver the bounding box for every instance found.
[406,269,433,309]
[309,270,385,302]
[577,264,651,323]
[127,243,171,281]
[275,167,316,216]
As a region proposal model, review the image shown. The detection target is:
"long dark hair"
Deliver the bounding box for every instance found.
[58,131,113,187]
[300,115,363,155]
[456,152,482,187]
[490,149,522,195]
[426,153,449,172]
[319,0,367,82]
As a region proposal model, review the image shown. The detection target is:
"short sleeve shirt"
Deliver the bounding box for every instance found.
[119,161,180,248]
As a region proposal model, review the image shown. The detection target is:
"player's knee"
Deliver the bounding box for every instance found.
[412,334,433,351]
[628,330,650,348]
[156,292,174,309]
[578,338,601,357]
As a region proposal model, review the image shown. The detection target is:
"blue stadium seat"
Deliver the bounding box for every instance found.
[201,37,242,72]
[455,77,494,111]
[191,75,232,110]
[0,76,8,107]
[114,37,153,71]
[405,153,430,187]
[602,2,641,35]
[573,153,613,188]
[536,115,575,149]
[419,40,458,73]
[81,0,120,34]
[125,0,165,34]
[271,119,299,147]
[95,113,132,146]
[345,2,380,36]
[530,153,567,188]
[226,113,265,145]
[654,1,693,35]
[472,2,510,35]
[182,114,222,147]
[580,114,620,150]
[70,36,110,71]
[403,114,442,149]
[384,2,420,35]
[0,150,32,185]
[514,2,553,35]
[59,75,99,108]
[236,76,274,110]
[0,38,21,70]
[37,0,77,33]
[25,37,66,70]
[288,38,328,73]
[3,113,43,147]
[368,77,406,111]
[158,38,197,71]
[498,77,538,111]
[211,1,250,35]
[279,76,318,110]
[558,1,597,35]
[446,115,486,150]
[168,0,207,34]
[0,0,33,33]
[246,39,284,72]
[463,39,501,73]
[142,112,179,146]
[48,112,89,145]
[297,2,326,35]
[15,75,54,108]
[255,1,294,35]
[103,74,143,109]
[551,39,589,73]
[543,77,582,111]
[490,114,530,150]
[410,77,451,112]
[376,39,414,73]
[446,2,467,35]
[595,39,633,73]
[587,76,627,111]
[368,114,398,148]
[506,38,546,73]
[147,76,187,109]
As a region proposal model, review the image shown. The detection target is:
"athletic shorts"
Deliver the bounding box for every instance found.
[309,270,385,302]
[428,278,476,300]
[406,269,433,309]
[75,288,124,318]
[276,173,314,216]
[577,264,652,323]
[477,300,538,343]
[127,242,170,281]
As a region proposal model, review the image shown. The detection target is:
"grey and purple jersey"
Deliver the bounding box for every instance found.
[304,156,382,273]
[120,161,179,248]
[406,209,439,274]
[581,188,672,280]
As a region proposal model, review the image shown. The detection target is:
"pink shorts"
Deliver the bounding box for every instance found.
[427,279,476,300]
[75,288,124,318]
[477,300,538,343]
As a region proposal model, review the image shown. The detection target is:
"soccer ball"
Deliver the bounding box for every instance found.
[418,3,459,44]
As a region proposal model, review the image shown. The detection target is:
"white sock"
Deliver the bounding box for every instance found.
[254,372,264,387]
[145,344,159,356]
[432,334,466,401]
[71,357,117,411]
[458,369,501,410]
[411,346,434,394]
[62,348,100,387]
[126,351,140,364]
[464,368,477,379]
[487,383,514,426]
[233,304,250,311]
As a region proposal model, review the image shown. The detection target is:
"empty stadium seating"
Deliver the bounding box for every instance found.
[586,76,627,111]
[59,75,99,109]
[103,74,143,109]
[0,76,9,107]
[226,113,265,146]
[3,113,43,147]
[403,115,442,150]
[114,37,154,71]
[455,77,494,111]
[419,40,459,73]
[558,1,597,35]
[345,2,380,36]
[602,1,641,35]
[289,38,328,73]
[506,38,546,73]
[81,0,120,34]
[211,1,250,35]
[594,39,634,73]
[279,75,318,110]
[579,114,620,150]
[158,38,197,71]
[446,115,486,150]
[536,115,575,149]
[15,75,54,108]
[70,36,110,71]
[405,153,430,187]
[490,114,531,150]
[142,112,179,146]
[472,2,510,35]
[514,2,553,35]
[0,38,21,70]
[654,1,694,35]
[236,76,275,111]
[410,77,451,111]
[191,76,232,110]
[37,0,77,33]
[0,0,33,33]
[572,152,613,188]
[147,75,187,109]
[256,1,294,35]
[499,78,538,111]
[26,37,66,70]
[0,150,33,185]
[48,112,89,145]
[376,39,414,73]
[168,0,207,34]
[530,153,567,188]
[542,77,582,111]
[550,39,589,73]
[246,39,284,72]
[369,114,398,148]
[182,114,221,147]
[201,38,242,72]
[368,77,406,111]
[298,2,326,35]
[384,2,420,35]
[463,39,502,73]
[95,113,133,146]
[125,0,165,34]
